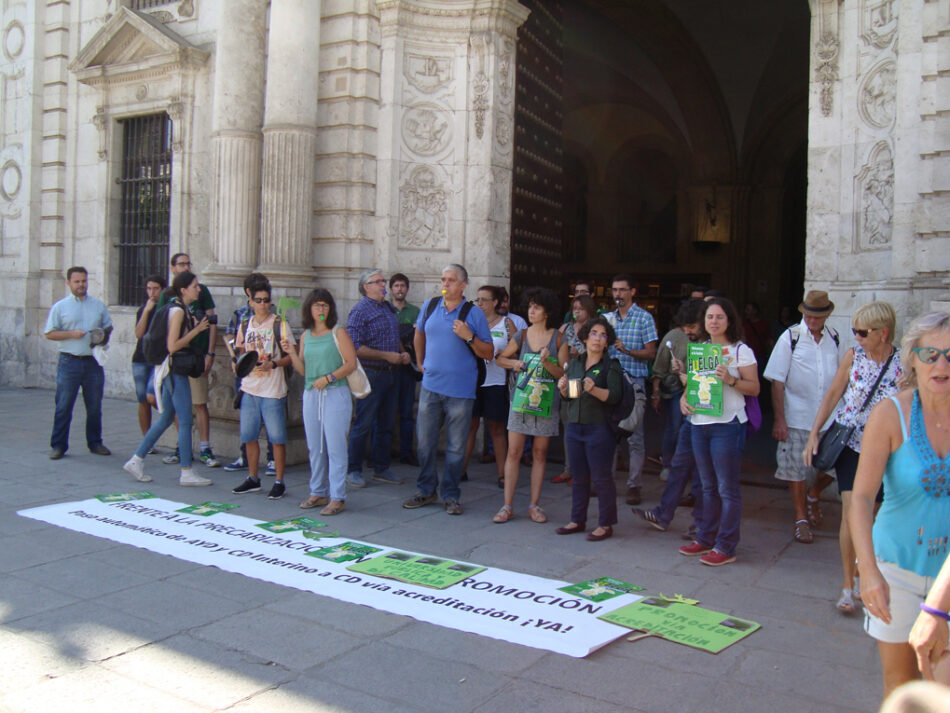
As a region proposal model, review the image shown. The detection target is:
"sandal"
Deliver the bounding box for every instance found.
[300,495,329,510]
[492,505,514,523]
[806,496,823,528]
[528,504,547,523]
[552,471,572,484]
[836,588,855,614]
[320,500,345,516]
[793,519,814,544]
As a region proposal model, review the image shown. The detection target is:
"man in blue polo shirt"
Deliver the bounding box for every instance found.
[45,266,113,459]
[403,264,492,515]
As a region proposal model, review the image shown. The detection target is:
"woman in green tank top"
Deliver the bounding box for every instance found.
[284,288,356,516]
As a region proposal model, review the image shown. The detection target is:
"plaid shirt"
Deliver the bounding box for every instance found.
[346,296,400,369]
[608,303,658,377]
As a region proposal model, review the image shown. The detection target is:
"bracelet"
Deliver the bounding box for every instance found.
[920,603,950,621]
[327,373,336,383]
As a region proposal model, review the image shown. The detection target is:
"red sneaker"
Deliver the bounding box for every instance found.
[679,541,712,556]
[700,550,736,566]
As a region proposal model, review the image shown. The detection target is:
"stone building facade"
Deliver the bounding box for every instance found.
[0,0,948,449]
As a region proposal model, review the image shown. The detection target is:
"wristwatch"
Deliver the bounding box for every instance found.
[327,373,337,383]
[465,335,475,345]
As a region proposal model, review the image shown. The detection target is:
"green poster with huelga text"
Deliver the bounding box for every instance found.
[686,343,723,417]
[599,597,759,654]
[348,552,486,590]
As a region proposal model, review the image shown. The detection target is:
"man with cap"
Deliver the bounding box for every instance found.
[763,290,847,543]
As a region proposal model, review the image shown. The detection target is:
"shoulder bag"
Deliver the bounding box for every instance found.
[331,326,371,399]
[813,350,895,472]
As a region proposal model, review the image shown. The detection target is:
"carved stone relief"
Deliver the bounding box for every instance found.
[494,114,512,149]
[860,0,898,49]
[402,103,451,156]
[403,53,453,94]
[815,33,839,118]
[470,33,491,139]
[397,165,449,250]
[858,59,896,129]
[0,147,23,218]
[92,106,108,160]
[498,39,514,102]
[855,141,894,249]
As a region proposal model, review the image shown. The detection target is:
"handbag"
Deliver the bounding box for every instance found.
[812,350,896,472]
[170,346,204,378]
[331,326,371,399]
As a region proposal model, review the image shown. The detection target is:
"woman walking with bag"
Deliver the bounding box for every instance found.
[493,287,569,523]
[123,271,212,487]
[284,289,356,516]
[804,301,903,614]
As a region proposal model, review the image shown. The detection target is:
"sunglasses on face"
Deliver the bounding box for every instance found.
[913,346,950,364]
[252,297,271,304]
[851,327,877,338]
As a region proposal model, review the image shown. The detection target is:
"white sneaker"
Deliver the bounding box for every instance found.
[659,468,670,482]
[123,455,152,483]
[179,468,213,487]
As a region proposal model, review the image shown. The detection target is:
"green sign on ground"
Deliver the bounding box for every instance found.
[599,596,760,654]
[306,541,382,563]
[95,492,156,503]
[686,343,723,417]
[256,516,327,533]
[176,502,239,516]
[348,551,486,590]
[558,577,645,602]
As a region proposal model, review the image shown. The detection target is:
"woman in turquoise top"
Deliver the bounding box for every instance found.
[851,311,950,700]
[284,289,356,516]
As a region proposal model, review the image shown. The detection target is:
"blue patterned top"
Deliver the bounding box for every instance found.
[834,345,902,452]
[872,393,950,578]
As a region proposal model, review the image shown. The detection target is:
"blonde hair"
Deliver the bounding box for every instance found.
[852,301,897,343]
[899,311,950,388]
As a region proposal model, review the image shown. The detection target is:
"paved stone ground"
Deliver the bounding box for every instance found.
[0,386,881,712]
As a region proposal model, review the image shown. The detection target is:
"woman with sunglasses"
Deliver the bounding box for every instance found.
[804,301,903,615]
[849,311,950,700]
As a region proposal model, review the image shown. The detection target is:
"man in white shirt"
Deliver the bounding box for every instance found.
[763,290,847,544]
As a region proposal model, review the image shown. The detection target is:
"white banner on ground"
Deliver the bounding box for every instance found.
[18,498,638,658]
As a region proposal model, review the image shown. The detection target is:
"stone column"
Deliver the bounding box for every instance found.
[204,0,267,282]
[375,0,529,291]
[257,0,320,285]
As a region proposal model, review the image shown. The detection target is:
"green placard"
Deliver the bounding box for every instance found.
[256,517,327,533]
[599,597,760,654]
[511,353,557,418]
[306,541,382,563]
[348,551,486,590]
[176,502,239,517]
[686,343,723,417]
[558,577,645,602]
[95,492,155,503]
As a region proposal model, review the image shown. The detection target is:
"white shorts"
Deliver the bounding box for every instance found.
[864,560,935,644]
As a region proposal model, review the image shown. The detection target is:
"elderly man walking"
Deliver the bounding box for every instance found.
[346,268,410,487]
[45,267,113,459]
[403,264,492,515]
[763,290,846,543]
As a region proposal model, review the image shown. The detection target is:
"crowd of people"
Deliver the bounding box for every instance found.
[43,259,950,700]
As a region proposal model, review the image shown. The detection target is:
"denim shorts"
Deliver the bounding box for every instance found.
[132,362,154,404]
[240,394,288,444]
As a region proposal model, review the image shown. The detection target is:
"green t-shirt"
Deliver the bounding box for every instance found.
[157,283,215,354]
[394,301,420,325]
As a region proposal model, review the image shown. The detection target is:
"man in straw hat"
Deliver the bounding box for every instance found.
[763,290,848,543]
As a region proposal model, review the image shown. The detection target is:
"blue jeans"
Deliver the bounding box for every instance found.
[653,420,703,527]
[51,354,105,452]
[236,375,273,462]
[692,419,746,556]
[660,390,685,468]
[395,366,417,458]
[348,368,398,474]
[136,373,194,467]
[303,387,351,501]
[566,422,617,527]
[625,376,646,488]
[240,394,288,444]
[415,387,473,501]
[132,362,154,404]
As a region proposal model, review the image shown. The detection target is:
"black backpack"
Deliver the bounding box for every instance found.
[606,363,639,443]
[422,297,486,387]
[141,301,183,365]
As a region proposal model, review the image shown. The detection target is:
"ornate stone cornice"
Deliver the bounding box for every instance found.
[69,6,209,88]
[377,0,529,39]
